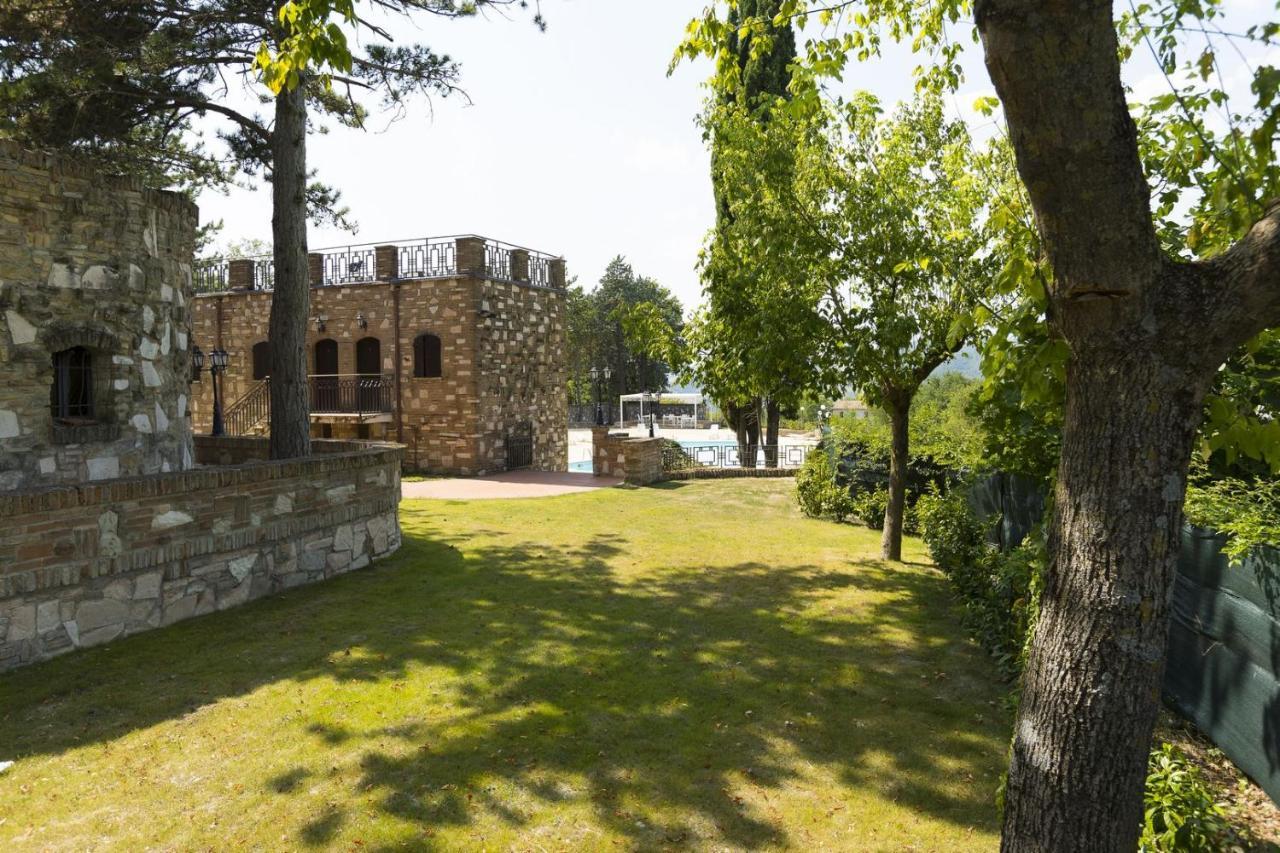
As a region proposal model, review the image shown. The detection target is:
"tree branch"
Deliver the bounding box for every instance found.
[975,0,1162,306]
[1201,200,1280,339]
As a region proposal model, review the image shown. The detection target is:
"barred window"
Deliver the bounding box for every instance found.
[413,333,442,378]
[51,347,94,422]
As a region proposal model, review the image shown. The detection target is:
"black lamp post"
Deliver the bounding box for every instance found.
[589,365,612,426]
[645,390,656,438]
[193,346,230,436]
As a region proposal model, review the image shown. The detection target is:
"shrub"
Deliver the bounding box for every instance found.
[916,485,1043,679]
[1140,744,1233,852]
[916,486,989,575]
[851,486,889,529]
[796,448,854,522]
[660,439,696,472]
[1184,472,1280,563]
[903,500,920,535]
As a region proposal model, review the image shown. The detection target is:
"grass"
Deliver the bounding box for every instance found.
[0,479,1011,851]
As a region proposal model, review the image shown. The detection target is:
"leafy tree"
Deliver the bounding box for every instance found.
[565,257,684,422]
[702,0,804,466]
[0,0,541,458]
[708,89,997,557]
[682,1,1280,847]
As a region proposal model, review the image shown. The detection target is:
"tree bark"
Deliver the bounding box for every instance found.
[1002,346,1209,850]
[880,392,910,561]
[973,2,1280,848]
[268,82,311,460]
[764,397,780,468]
[728,398,761,469]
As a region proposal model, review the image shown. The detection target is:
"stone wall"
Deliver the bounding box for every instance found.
[191,270,567,476]
[592,428,663,485]
[475,279,568,472]
[0,435,403,671]
[0,142,198,490]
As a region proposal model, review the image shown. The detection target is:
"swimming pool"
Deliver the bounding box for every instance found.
[568,440,813,474]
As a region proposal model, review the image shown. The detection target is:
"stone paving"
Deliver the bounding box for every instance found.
[402,469,621,500]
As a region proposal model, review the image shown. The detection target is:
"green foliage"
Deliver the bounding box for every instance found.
[256,0,357,94]
[916,487,1043,679]
[850,486,888,530]
[0,1,538,226]
[679,1,1280,474]
[1139,744,1233,852]
[1184,470,1280,562]
[795,448,854,522]
[570,257,684,409]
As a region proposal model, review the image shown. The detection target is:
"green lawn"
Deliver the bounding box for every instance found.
[0,480,1011,851]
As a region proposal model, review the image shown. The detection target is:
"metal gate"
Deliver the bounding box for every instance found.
[506,421,533,470]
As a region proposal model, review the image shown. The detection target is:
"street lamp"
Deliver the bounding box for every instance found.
[645,390,656,438]
[193,346,230,436]
[589,365,612,426]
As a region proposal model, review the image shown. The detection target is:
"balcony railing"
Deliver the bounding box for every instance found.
[193,235,565,294]
[310,374,394,417]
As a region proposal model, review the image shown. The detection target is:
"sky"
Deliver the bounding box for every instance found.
[195,0,1277,316]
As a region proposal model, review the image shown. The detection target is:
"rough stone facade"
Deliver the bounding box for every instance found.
[592,428,663,485]
[191,242,567,476]
[0,142,197,490]
[0,435,403,671]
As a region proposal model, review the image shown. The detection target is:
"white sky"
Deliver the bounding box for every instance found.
[195,0,1276,315]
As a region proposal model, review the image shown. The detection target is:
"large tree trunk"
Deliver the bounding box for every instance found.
[1001,348,1209,850]
[970,1,1280,849]
[741,397,760,468]
[268,82,311,460]
[880,393,910,561]
[764,397,780,468]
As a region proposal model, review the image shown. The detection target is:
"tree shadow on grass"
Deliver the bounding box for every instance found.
[0,504,1009,850]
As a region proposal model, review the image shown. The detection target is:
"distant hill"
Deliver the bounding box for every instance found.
[935,346,982,379]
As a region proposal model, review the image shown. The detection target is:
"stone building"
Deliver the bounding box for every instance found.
[0,141,196,490]
[0,143,404,670]
[190,236,569,475]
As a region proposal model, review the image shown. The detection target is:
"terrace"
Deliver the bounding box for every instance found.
[194,234,566,293]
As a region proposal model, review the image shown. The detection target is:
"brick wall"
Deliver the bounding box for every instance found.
[592,428,663,485]
[0,141,198,490]
[0,435,403,670]
[191,271,567,476]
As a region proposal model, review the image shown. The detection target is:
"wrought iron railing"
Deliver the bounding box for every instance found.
[309,374,394,417]
[193,260,228,293]
[528,254,553,288]
[321,245,377,285]
[398,239,456,279]
[484,242,511,281]
[194,235,562,294]
[223,378,271,436]
[663,444,814,471]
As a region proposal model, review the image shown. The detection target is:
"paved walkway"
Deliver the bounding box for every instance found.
[402,470,623,500]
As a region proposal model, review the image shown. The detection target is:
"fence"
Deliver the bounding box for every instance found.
[194,235,564,294]
[663,443,813,471]
[968,473,1280,804]
[309,374,394,416]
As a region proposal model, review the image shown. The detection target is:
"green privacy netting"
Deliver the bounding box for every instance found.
[1165,528,1280,805]
[966,475,1280,805]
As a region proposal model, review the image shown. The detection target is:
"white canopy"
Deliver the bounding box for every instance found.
[617,392,706,426]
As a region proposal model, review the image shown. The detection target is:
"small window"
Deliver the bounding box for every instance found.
[51,346,94,422]
[413,333,442,378]
[252,341,271,380]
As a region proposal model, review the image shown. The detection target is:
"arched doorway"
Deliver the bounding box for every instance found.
[251,341,271,380]
[355,337,381,412]
[313,338,338,411]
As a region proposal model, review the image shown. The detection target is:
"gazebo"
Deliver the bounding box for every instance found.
[618,392,707,429]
